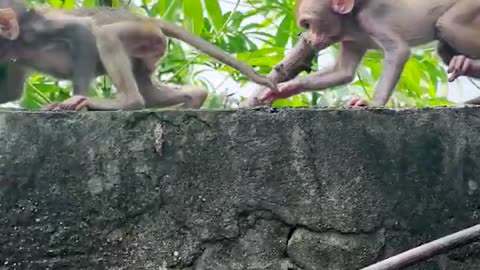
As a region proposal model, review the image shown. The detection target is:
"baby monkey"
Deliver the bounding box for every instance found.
[258,0,480,108]
[0,4,277,110]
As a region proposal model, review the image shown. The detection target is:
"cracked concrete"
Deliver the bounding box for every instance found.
[0,108,480,269]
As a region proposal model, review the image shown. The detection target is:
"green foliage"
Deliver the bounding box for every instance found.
[13,0,466,109]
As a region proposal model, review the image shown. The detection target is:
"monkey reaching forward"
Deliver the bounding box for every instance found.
[0,2,277,111]
[434,0,480,105]
[258,0,480,108]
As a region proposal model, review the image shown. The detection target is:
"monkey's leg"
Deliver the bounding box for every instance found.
[0,63,28,104]
[51,24,146,111]
[142,82,208,109]
[92,21,205,110]
[436,0,480,59]
[38,19,99,111]
[260,42,366,103]
[31,18,98,96]
[65,23,98,97]
[134,62,208,109]
[463,96,480,105]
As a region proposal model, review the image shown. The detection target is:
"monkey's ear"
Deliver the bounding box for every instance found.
[330,0,355,14]
[0,8,19,40]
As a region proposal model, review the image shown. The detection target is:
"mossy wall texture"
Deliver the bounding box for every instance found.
[0,108,479,270]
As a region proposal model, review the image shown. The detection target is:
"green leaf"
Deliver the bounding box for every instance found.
[203,0,224,32]
[111,0,121,7]
[158,0,181,21]
[274,14,291,47]
[48,0,62,8]
[62,0,75,9]
[182,0,204,35]
[82,0,96,7]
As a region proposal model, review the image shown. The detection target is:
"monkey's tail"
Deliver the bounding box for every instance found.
[156,20,275,90]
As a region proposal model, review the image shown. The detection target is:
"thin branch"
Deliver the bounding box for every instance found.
[467,77,480,90]
[239,32,318,108]
[360,223,480,270]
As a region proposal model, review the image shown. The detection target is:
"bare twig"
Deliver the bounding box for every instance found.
[360,223,480,270]
[239,33,318,108]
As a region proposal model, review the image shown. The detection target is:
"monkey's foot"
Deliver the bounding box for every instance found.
[238,96,266,108]
[43,96,88,111]
[259,82,302,103]
[347,97,369,108]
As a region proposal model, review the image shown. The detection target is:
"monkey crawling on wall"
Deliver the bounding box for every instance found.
[350,0,480,107]
[0,2,277,111]
[258,0,480,108]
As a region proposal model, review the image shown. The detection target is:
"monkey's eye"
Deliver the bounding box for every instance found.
[299,20,310,30]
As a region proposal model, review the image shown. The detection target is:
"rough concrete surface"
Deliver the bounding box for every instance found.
[0,108,480,270]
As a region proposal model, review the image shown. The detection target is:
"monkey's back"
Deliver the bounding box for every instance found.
[62,7,145,25]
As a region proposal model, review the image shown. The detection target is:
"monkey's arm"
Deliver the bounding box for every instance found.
[50,22,147,111]
[440,52,480,106]
[62,23,98,96]
[448,55,480,81]
[356,13,411,108]
[36,17,98,96]
[260,42,366,103]
[438,42,480,81]
[301,42,366,90]
[239,34,318,108]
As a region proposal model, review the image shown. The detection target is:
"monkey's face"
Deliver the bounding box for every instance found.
[0,8,19,40]
[296,1,343,50]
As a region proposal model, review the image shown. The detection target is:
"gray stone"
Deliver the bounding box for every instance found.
[0,108,479,269]
[287,228,385,270]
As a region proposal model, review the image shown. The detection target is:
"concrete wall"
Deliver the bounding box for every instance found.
[0,108,479,270]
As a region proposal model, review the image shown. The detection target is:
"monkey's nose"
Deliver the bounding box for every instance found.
[311,40,325,49]
[309,34,326,49]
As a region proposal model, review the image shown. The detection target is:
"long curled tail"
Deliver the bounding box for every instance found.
[156,19,277,91]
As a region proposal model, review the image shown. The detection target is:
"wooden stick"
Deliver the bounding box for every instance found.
[360,224,480,270]
[239,33,318,108]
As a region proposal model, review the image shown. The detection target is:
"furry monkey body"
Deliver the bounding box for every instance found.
[261,0,465,107]
[0,4,276,110]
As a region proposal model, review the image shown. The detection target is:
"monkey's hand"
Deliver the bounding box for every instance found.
[448,55,472,82]
[42,96,88,111]
[447,55,480,82]
[346,97,369,108]
[259,81,303,103]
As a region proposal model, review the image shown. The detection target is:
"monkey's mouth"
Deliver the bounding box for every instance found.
[309,34,335,50]
[312,41,331,50]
